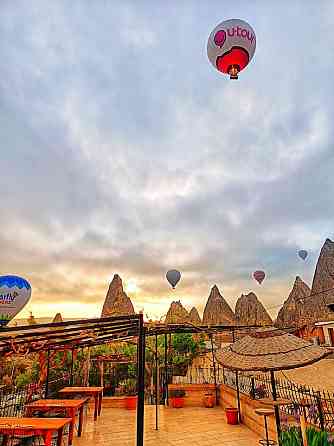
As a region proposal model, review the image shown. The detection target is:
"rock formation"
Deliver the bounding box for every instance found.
[202,285,236,325]
[27,312,37,325]
[303,238,334,322]
[235,292,272,326]
[101,274,135,317]
[52,313,63,323]
[189,307,201,325]
[164,301,190,324]
[275,276,310,328]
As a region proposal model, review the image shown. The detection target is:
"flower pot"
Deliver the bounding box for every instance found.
[225,407,238,424]
[125,395,138,410]
[203,393,215,408]
[171,397,184,408]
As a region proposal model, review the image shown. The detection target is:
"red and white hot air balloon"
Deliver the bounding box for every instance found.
[207,19,256,79]
[253,270,265,285]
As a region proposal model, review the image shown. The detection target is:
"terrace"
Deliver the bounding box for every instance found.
[72,406,260,446]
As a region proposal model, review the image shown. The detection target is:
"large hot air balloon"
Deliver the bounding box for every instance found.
[0,275,31,326]
[207,19,256,79]
[298,250,308,261]
[253,270,265,285]
[166,270,181,289]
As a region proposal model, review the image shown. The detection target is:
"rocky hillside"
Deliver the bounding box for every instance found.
[189,307,201,325]
[165,300,190,324]
[303,238,334,322]
[101,274,135,317]
[202,285,236,325]
[275,276,310,328]
[235,292,272,326]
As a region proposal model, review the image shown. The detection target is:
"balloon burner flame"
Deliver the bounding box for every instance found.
[229,65,239,80]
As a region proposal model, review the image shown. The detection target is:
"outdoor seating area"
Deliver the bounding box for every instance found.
[0,317,332,446]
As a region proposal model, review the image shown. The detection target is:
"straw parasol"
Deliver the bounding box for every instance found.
[215,328,332,440]
[215,327,331,372]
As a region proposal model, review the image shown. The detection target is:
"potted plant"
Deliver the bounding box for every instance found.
[203,391,215,408]
[125,379,137,410]
[225,407,239,425]
[169,389,186,408]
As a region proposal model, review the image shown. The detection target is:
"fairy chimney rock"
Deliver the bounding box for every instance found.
[164,301,190,324]
[202,285,236,325]
[101,274,135,317]
[189,307,201,325]
[304,238,334,322]
[275,276,310,328]
[52,313,63,323]
[235,292,272,326]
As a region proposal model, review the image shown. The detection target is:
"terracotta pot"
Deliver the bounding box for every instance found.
[171,397,184,408]
[225,407,239,425]
[203,393,215,408]
[125,395,138,410]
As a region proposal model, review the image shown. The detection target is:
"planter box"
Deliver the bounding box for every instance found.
[168,384,216,407]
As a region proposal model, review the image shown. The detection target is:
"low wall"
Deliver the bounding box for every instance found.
[88,396,127,409]
[168,383,217,407]
[219,384,278,440]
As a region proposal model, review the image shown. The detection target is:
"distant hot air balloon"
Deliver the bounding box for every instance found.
[207,19,256,79]
[166,270,181,289]
[253,270,265,285]
[0,275,31,326]
[298,250,308,261]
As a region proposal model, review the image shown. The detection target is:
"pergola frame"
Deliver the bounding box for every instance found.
[0,316,265,445]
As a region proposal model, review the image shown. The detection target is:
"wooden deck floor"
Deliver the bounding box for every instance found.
[73,405,261,446]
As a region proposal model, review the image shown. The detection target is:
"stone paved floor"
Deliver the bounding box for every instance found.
[73,405,261,446]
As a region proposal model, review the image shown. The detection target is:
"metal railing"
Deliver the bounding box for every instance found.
[173,366,334,432]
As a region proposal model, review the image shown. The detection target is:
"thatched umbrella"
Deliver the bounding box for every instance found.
[215,328,331,439]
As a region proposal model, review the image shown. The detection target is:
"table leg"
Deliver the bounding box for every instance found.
[78,406,84,436]
[94,394,98,420]
[44,430,53,446]
[57,426,64,446]
[98,392,102,416]
[68,408,75,445]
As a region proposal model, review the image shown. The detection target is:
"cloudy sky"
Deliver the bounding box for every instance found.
[1,1,334,321]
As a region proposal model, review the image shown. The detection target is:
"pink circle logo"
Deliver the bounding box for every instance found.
[214,29,226,47]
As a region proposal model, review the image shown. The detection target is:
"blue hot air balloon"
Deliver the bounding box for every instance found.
[298,250,308,261]
[0,275,31,326]
[166,270,181,289]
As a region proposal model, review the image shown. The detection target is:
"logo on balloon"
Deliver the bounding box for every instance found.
[214,30,226,47]
[0,275,31,326]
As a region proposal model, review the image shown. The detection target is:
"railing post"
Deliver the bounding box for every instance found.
[251,377,255,399]
[316,392,325,431]
[70,346,75,386]
[45,348,50,398]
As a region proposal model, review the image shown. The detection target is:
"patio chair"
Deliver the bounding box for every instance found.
[0,424,38,446]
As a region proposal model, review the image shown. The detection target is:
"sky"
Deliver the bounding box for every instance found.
[1,1,334,321]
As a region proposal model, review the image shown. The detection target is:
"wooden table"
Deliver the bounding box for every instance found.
[0,417,71,446]
[25,399,87,445]
[59,387,103,420]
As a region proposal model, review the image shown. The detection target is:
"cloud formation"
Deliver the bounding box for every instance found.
[0,1,333,319]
